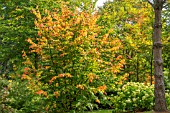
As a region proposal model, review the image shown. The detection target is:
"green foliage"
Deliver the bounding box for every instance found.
[7,80,46,113]
[111,82,154,113]
[87,109,113,113]
[0,76,47,113]
[166,92,170,109]
[162,3,170,77]
[0,76,15,113]
[0,0,63,76]
[0,0,170,112]
[164,68,170,91]
[98,0,154,83]
[20,2,125,112]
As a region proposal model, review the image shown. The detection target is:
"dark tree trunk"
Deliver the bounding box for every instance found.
[136,54,139,82]
[150,47,153,85]
[149,0,167,112]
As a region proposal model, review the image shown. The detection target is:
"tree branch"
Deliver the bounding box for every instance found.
[148,0,154,8]
[162,0,166,4]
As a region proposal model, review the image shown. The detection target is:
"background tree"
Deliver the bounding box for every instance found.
[0,0,170,112]
[97,0,154,83]
[148,0,168,112]
[162,2,170,86]
[0,0,86,77]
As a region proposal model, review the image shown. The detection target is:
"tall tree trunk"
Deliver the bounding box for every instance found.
[150,0,167,112]
[150,47,153,85]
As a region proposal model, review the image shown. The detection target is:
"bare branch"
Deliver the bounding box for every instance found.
[148,0,154,8]
[163,0,167,4]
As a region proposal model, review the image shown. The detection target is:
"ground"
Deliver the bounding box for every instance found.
[87,110,152,113]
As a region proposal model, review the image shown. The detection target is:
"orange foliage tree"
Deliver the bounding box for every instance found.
[21,3,126,112]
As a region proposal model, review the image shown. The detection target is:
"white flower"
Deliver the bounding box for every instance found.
[123,103,126,106]
[127,92,130,94]
[118,88,121,91]
[145,94,149,97]
[136,90,140,92]
[122,86,125,90]
[133,98,136,102]
[126,99,131,103]
[123,110,126,112]
[134,104,137,107]
[142,96,146,100]
[133,92,136,96]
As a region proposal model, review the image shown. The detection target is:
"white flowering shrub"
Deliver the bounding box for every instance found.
[111,82,154,113]
[166,92,170,109]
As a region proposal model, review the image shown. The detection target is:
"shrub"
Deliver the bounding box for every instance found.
[166,92,170,109]
[0,76,47,113]
[7,80,47,113]
[111,82,154,113]
[164,68,170,91]
[0,76,15,113]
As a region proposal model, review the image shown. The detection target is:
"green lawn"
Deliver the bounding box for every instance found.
[87,110,112,113]
[86,110,152,113]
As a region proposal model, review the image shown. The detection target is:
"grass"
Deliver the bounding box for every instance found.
[86,110,112,113]
[86,110,152,113]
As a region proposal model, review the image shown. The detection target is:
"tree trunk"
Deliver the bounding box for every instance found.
[150,47,153,85]
[152,0,167,112]
[136,53,139,82]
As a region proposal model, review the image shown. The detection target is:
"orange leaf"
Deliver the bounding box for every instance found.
[35,90,47,96]
[54,91,60,98]
[36,90,44,95]
[98,85,107,92]
[49,76,57,84]
[95,99,100,104]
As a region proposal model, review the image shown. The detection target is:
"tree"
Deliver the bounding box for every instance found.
[148,0,168,112]
[162,2,170,79]
[0,0,96,77]
[21,2,125,112]
[97,0,154,83]
[0,0,68,76]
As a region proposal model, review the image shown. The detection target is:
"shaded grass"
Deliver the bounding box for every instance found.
[86,110,112,113]
[143,111,152,113]
[86,110,152,113]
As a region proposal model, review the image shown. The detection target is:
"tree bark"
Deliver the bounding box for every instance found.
[152,0,167,112]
